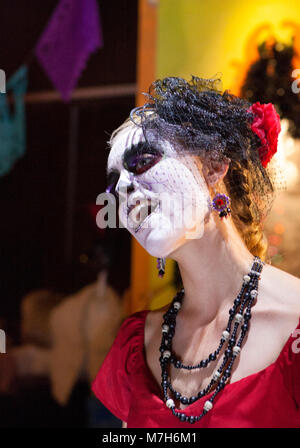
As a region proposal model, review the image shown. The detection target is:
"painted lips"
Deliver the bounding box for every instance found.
[127,198,159,229]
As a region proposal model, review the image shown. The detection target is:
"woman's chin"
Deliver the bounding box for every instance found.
[143,230,187,259]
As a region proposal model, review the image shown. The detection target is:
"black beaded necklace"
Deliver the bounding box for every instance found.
[159,256,264,424]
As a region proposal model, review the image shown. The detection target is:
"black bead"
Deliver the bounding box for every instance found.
[189,416,195,424]
[209,353,216,361]
[175,360,181,368]
[225,368,231,377]
[181,396,188,404]
[190,396,197,404]
[202,359,208,367]
[175,392,181,399]
[180,413,186,421]
[225,348,232,357]
[229,336,236,346]
[241,323,248,332]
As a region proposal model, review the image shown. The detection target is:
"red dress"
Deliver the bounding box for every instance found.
[91,310,300,428]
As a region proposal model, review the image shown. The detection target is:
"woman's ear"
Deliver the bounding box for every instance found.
[202,158,229,186]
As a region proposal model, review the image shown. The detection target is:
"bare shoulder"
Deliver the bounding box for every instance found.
[253,263,300,348]
[259,263,300,313]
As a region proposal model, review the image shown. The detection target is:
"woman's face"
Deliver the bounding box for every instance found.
[106,123,211,258]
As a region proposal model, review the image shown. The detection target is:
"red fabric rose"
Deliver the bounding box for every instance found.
[247,102,281,168]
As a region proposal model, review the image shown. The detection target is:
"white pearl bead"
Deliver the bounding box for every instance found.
[222,330,230,341]
[233,345,241,356]
[163,350,171,359]
[243,274,250,284]
[166,398,175,408]
[213,370,221,381]
[250,289,258,298]
[234,313,243,324]
[204,400,213,412]
[162,324,169,333]
[173,301,181,310]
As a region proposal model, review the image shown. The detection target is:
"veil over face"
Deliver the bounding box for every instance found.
[107,121,212,258]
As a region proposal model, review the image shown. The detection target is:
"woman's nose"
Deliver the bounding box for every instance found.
[115,171,135,198]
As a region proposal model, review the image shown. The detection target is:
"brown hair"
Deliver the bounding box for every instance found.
[224,160,268,260]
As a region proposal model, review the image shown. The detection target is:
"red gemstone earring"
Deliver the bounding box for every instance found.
[211,191,231,219]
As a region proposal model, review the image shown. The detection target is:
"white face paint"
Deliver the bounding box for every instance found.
[106,123,211,258]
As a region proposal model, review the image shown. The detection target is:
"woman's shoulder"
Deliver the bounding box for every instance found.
[259,263,300,314]
[253,263,300,354]
[115,309,150,346]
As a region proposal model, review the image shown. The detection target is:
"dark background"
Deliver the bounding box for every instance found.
[0,0,138,343]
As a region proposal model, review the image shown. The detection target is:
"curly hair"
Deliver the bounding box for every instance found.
[127,75,278,260]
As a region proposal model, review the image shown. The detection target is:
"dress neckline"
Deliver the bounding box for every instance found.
[138,309,300,414]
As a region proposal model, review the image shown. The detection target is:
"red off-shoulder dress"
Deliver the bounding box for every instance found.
[92,310,300,428]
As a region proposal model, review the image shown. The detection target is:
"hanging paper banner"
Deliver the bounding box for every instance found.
[0,65,28,177]
[35,0,103,102]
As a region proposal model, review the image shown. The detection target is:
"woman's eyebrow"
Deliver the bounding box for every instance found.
[107,141,162,176]
[123,141,162,160]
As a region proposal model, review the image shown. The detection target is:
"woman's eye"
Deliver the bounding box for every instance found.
[124,152,162,175]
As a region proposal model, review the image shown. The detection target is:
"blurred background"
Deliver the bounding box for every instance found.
[0,0,300,428]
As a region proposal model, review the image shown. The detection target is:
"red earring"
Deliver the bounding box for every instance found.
[211,192,231,219]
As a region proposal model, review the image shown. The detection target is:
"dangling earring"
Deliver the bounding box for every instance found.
[211,190,231,219]
[157,257,166,278]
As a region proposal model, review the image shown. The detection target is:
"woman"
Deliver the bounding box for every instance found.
[92,76,300,428]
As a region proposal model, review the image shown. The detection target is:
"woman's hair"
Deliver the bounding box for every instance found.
[118,76,278,260]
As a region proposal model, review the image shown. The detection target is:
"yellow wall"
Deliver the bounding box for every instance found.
[157,0,300,90]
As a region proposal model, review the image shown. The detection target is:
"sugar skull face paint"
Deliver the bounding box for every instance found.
[106,122,211,258]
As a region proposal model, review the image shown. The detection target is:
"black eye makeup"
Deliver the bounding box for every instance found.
[106,170,120,197]
[123,141,163,175]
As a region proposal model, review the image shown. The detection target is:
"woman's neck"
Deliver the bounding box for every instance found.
[171,216,254,326]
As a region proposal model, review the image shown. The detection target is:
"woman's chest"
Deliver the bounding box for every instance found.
[143,312,289,412]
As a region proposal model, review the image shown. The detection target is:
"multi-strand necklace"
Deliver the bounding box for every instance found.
[159,256,264,424]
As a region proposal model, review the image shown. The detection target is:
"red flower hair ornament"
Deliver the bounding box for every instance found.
[247,102,281,168]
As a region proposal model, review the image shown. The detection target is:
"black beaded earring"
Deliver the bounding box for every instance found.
[157,257,166,278]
